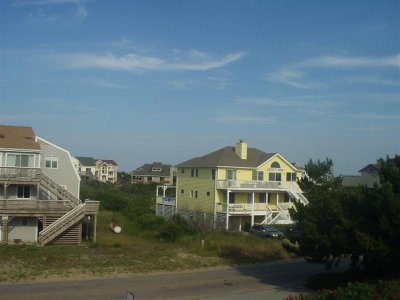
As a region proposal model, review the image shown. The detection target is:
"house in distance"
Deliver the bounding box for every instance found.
[132,162,175,185]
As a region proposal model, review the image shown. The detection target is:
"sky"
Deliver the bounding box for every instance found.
[0,0,399,175]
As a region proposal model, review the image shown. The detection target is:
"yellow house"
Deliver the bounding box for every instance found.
[156,141,308,231]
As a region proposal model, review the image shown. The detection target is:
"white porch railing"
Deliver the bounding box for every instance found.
[156,196,176,206]
[217,180,281,189]
[216,201,295,214]
[216,180,305,190]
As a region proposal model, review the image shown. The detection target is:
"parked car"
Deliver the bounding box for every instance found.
[288,225,303,243]
[249,225,285,239]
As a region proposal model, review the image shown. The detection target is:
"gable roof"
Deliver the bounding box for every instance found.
[176,146,277,168]
[97,159,118,166]
[76,156,97,166]
[0,125,41,150]
[359,164,379,173]
[133,162,172,177]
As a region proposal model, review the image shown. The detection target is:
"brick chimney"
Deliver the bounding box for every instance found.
[235,140,247,160]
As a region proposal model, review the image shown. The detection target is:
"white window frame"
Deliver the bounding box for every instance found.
[45,156,58,169]
[6,153,35,168]
[17,185,31,199]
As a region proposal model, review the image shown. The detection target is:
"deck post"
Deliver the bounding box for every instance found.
[251,192,255,226]
[225,190,230,230]
[93,214,97,243]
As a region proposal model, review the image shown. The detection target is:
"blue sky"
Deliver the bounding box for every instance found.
[0,0,399,175]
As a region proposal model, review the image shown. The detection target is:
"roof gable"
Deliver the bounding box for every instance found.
[76,156,97,166]
[176,146,276,168]
[133,162,172,177]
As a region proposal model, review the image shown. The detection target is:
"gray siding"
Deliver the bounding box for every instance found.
[8,217,38,242]
[38,138,80,198]
[0,185,39,200]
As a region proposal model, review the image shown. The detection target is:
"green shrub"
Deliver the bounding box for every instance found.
[285,279,400,300]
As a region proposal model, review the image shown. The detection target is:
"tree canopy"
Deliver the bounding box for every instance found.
[291,156,400,276]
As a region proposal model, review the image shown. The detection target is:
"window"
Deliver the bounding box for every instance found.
[180,189,184,194]
[195,191,198,198]
[247,193,252,204]
[286,173,297,182]
[259,193,266,203]
[6,154,34,167]
[190,190,193,198]
[252,171,264,180]
[181,168,185,174]
[191,169,199,177]
[271,161,281,168]
[269,173,282,181]
[45,156,58,169]
[207,191,211,197]
[211,169,216,180]
[226,169,236,180]
[22,218,29,226]
[284,194,290,203]
[17,186,30,199]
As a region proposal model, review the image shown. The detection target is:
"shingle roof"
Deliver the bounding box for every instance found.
[76,156,96,166]
[176,146,276,168]
[132,162,172,177]
[0,125,41,150]
[97,159,118,166]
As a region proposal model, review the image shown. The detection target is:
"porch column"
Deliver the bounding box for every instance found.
[226,190,230,230]
[251,192,255,226]
[1,215,9,244]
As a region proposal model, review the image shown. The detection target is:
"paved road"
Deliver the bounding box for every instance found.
[0,258,348,300]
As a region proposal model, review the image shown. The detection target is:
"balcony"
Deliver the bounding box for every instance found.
[215,202,295,215]
[156,196,176,206]
[0,167,41,183]
[0,199,74,215]
[216,180,300,191]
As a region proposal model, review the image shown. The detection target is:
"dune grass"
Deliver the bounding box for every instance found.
[0,211,292,282]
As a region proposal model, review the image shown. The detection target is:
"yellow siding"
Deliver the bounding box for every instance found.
[177,167,216,213]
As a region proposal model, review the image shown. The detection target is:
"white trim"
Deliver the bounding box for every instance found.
[0,148,41,153]
[257,153,300,171]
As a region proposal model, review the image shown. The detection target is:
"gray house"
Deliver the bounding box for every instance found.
[0,125,99,245]
[132,162,175,185]
[342,162,381,188]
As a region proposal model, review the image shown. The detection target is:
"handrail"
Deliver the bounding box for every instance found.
[40,172,81,206]
[39,203,85,245]
[0,199,73,211]
[0,167,41,181]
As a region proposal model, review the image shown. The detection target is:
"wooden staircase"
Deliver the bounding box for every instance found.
[39,172,81,206]
[37,172,99,245]
[38,203,86,245]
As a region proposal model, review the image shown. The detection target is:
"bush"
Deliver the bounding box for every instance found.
[285,279,400,300]
[156,214,199,242]
[137,214,165,230]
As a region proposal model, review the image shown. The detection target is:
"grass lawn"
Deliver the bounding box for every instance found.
[0,211,293,282]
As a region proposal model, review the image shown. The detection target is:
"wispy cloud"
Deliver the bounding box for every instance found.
[216,114,277,124]
[267,54,400,89]
[236,97,335,108]
[85,79,128,89]
[349,112,399,121]
[57,51,245,72]
[18,0,88,24]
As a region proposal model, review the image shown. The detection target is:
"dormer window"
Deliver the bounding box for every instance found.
[271,162,280,168]
[152,168,162,172]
